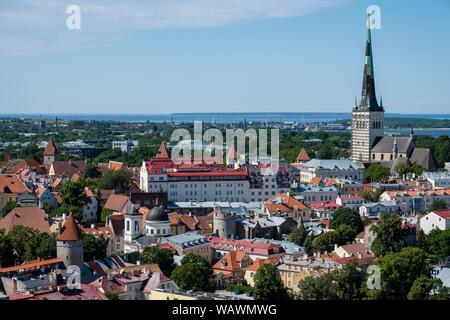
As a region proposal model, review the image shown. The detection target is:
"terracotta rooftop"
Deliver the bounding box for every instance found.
[0,174,30,194]
[104,194,130,212]
[0,207,50,234]
[156,142,170,159]
[44,138,57,156]
[57,213,82,241]
[296,148,310,162]
[434,210,450,220]
[0,258,62,274]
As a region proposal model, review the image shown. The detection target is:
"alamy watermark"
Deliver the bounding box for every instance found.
[66,5,81,30]
[367,5,381,29]
[170,121,280,176]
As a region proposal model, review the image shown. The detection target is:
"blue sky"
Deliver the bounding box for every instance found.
[0,0,449,114]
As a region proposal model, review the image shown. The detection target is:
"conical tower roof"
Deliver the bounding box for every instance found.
[296,148,310,162]
[57,212,82,241]
[44,138,57,156]
[156,142,170,159]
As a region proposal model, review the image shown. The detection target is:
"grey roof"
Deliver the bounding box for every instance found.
[410,148,437,171]
[164,231,209,248]
[390,156,411,174]
[302,159,364,171]
[146,205,168,222]
[239,216,285,228]
[371,136,413,153]
[251,238,303,254]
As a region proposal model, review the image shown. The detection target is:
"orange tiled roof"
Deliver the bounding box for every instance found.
[246,257,279,272]
[212,251,248,272]
[57,213,82,241]
[0,174,30,194]
[0,207,50,234]
[265,193,309,213]
[44,138,57,156]
[296,148,310,162]
[156,142,170,159]
[0,257,63,273]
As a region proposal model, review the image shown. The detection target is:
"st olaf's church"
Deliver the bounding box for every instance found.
[350,20,437,173]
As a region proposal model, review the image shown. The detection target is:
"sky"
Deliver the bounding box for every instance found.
[0,0,449,115]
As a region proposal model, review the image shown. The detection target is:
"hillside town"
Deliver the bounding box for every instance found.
[1,13,450,303]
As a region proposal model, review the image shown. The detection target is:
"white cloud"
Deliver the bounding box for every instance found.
[0,0,349,55]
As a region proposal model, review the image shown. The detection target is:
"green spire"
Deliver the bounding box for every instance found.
[354,13,383,112]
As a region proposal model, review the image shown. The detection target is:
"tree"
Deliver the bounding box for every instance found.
[335,224,357,246]
[0,229,14,267]
[426,229,450,261]
[83,234,108,261]
[60,181,88,208]
[303,234,316,256]
[411,163,425,176]
[371,214,405,257]
[335,261,366,300]
[407,275,449,300]
[98,170,132,194]
[84,164,102,179]
[139,246,176,276]
[171,253,212,292]
[291,224,307,246]
[362,189,383,203]
[395,163,410,176]
[105,291,120,300]
[7,225,37,261]
[24,232,56,261]
[376,247,430,299]
[297,273,338,300]
[330,208,363,234]
[312,232,338,253]
[101,207,113,223]
[3,201,17,216]
[365,163,390,182]
[429,199,447,211]
[253,264,289,300]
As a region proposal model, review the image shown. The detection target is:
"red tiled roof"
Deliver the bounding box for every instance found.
[212,251,248,272]
[0,174,30,193]
[9,158,42,174]
[209,237,284,256]
[104,194,130,212]
[0,207,50,234]
[265,193,309,214]
[246,257,279,272]
[0,258,62,274]
[57,213,82,241]
[434,210,450,220]
[296,148,310,162]
[44,138,57,156]
[156,142,170,159]
[167,169,248,177]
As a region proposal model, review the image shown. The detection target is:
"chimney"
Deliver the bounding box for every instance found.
[357,252,362,259]
[62,213,67,220]
[334,243,338,251]
[90,224,95,229]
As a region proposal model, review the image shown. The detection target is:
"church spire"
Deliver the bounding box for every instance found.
[356,13,383,112]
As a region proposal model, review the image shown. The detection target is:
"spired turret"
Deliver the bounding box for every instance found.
[351,13,385,163]
[56,212,84,274]
[212,207,237,239]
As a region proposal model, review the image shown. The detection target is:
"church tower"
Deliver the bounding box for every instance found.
[351,16,385,162]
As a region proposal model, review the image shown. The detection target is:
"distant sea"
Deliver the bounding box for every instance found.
[1,112,449,136]
[2,112,450,123]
